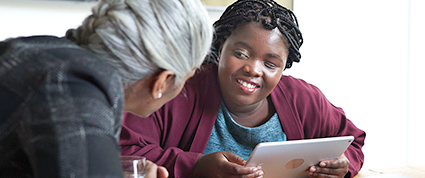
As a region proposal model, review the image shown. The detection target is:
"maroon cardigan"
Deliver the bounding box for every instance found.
[120,63,365,178]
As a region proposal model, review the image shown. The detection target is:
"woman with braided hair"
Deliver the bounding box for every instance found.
[0,0,212,177]
[120,0,365,177]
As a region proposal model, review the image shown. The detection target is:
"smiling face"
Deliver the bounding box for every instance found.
[218,22,289,109]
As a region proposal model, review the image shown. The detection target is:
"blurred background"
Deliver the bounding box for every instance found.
[1,0,424,173]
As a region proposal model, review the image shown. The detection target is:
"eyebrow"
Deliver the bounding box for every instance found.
[267,53,284,62]
[234,41,284,62]
[234,41,253,50]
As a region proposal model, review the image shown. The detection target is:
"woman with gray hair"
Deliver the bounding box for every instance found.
[0,0,212,177]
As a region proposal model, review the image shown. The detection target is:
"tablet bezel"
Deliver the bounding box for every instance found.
[245,136,354,178]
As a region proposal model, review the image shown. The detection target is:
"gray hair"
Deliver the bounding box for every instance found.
[66,0,213,87]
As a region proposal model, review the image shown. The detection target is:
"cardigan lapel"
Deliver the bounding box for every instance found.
[271,77,305,140]
[189,64,222,153]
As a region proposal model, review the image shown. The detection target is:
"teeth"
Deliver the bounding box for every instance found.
[237,79,257,89]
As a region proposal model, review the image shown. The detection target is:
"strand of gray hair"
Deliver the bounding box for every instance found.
[66,0,213,87]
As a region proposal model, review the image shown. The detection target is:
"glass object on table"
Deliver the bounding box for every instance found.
[120,156,146,178]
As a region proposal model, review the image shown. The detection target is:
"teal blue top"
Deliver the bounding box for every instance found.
[203,102,287,160]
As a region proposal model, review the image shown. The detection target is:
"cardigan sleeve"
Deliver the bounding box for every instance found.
[276,76,365,178]
[120,85,209,178]
[340,118,365,177]
[120,111,202,178]
[120,64,221,178]
[312,85,365,177]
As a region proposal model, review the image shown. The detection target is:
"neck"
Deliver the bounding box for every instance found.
[224,96,275,127]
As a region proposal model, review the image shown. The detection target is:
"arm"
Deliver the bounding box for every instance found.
[307,118,365,178]
[340,119,365,177]
[120,64,264,177]
[120,110,201,178]
[121,112,263,178]
[277,77,365,178]
[120,71,214,178]
[20,64,124,178]
[307,87,365,178]
[315,104,365,178]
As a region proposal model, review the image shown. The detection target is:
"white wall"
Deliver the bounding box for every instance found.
[0,0,95,40]
[1,0,424,171]
[406,0,425,167]
[291,0,425,170]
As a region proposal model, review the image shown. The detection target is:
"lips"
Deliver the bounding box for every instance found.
[236,78,260,94]
[237,79,259,89]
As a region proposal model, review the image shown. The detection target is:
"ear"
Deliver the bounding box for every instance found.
[216,44,224,62]
[218,45,224,58]
[150,70,175,99]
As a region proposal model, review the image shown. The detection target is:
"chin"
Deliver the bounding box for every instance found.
[230,97,255,106]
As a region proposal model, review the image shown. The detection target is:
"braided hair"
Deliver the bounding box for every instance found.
[66,0,212,87]
[206,0,303,69]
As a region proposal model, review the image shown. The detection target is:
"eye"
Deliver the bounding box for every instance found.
[233,50,249,59]
[264,61,277,69]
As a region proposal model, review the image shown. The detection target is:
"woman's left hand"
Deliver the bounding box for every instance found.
[306,154,349,178]
[144,160,169,178]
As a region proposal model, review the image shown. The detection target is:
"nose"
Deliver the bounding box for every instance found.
[243,60,263,77]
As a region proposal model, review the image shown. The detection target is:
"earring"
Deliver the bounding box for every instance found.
[157,93,162,99]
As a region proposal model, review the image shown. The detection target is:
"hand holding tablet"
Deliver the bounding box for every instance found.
[307,154,350,178]
[245,136,354,178]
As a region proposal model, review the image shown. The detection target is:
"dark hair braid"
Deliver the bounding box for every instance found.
[206,0,303,69]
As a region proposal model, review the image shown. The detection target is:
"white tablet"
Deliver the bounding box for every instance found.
[245,136,354,178]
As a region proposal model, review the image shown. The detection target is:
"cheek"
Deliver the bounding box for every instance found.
[264,70,283,87]
[221,56,242,74]
[218,58,233,77]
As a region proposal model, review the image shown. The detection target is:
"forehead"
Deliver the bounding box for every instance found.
[225,22,289,52]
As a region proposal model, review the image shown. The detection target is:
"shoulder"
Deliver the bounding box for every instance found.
[189,63,218,85]
[182,63,220,99]
[272,75,331,114]
[1,36,119,84]
[157,63,221,114]
[1,36,123,132]
[276,75,324,99]
[2,36,111,66]
[0,36,122,108]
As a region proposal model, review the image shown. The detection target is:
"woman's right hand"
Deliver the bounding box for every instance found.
[193,151,263,178]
